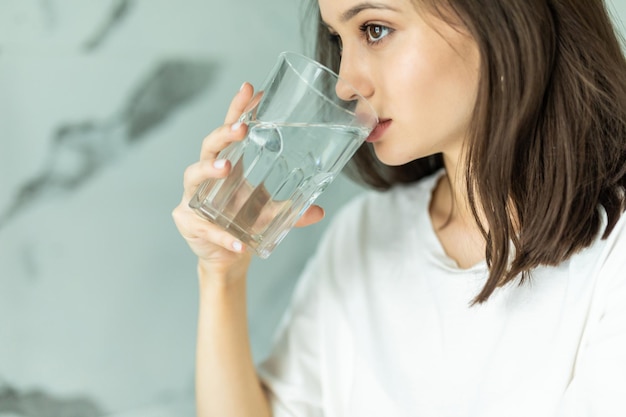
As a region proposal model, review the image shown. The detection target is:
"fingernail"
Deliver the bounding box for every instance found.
[239,82,246,92]
[213,159,227,169]
[231,122,242,131]
[232,240,243,252]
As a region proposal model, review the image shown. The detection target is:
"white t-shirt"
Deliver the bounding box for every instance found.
[258,171,626,417]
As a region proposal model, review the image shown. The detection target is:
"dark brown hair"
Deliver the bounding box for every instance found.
[309,0,626,303]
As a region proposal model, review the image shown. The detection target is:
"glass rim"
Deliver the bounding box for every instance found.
[278,51,379,126]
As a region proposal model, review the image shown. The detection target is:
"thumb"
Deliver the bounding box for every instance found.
[294,205,325,228]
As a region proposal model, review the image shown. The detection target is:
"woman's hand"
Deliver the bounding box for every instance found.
[172,82,324,282]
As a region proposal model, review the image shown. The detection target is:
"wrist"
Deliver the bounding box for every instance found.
[197,255,251,291]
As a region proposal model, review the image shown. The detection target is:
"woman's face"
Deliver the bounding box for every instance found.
[318,0,480,166]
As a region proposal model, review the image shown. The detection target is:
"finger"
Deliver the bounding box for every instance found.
[172,204,246,254]
[294,205,325,228]
[190,224,247,254]
[199,122,248,161]
[182,159,231,201]
[224,82,255,124]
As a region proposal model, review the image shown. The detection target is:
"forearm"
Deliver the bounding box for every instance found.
[195,262,271,417]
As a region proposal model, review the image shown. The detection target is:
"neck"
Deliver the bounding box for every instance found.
[428,151,488,268]
[439,152,482,230]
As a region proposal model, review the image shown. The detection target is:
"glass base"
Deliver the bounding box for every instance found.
[190,203,282,259]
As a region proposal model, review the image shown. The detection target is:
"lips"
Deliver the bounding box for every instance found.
[366,119,392,143]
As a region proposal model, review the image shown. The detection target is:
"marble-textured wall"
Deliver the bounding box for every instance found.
[1,0,625,416]
[0,0,365,415]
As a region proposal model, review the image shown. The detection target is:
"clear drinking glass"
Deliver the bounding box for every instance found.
[189,51,378,258]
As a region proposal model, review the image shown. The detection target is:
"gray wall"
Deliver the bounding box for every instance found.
[1,0,625,416]
[0,1,356,415]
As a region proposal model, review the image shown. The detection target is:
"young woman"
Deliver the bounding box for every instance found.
[172,0,626,415]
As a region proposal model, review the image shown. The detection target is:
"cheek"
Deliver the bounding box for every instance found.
[385,46,479,148]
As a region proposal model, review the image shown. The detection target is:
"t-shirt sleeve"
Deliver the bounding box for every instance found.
[257,251,325,417]
[557,216,626,416]
[255,190,374,416]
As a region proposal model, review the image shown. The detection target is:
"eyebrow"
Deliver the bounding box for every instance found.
[340,2,399,22]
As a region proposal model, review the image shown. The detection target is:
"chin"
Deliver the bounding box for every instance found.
[372,143,419,167]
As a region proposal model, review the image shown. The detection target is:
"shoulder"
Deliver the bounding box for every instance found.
[565,210,626,308]
[595,211,626,274]
[323,172,439,249]
[573,210,626,269]
[306,171,442,287]
[332,171,442,233]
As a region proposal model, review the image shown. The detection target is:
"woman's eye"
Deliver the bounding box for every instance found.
[362,24,392,44]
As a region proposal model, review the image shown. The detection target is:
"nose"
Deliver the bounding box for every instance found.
[334,48,374,103]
